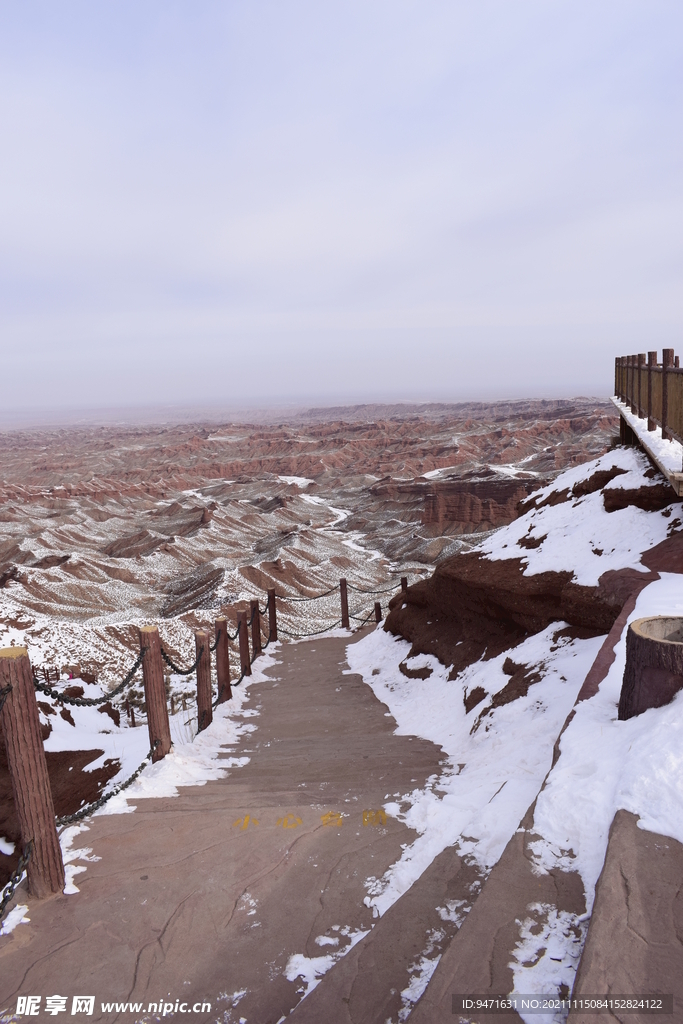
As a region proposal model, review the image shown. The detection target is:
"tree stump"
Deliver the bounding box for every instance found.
[619,616,683,720]
[0,647,65,896]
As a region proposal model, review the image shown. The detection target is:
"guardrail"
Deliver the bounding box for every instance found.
[614,349,682,444]
[0,575,414,913]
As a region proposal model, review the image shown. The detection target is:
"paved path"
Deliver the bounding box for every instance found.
[0,632,447,1024]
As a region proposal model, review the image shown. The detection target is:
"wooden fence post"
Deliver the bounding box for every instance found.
[638,353,645,416]
[139,626,171,762]
[195,630,212,732]
[267,588,278,642]
[251,600,262,659]
[662,348,674,440]
[374,602,382,623]
[401,577,408,592]
[340,578,349,629]
[215,617,231,704]
[648,351,656,430]
[238,612,251,677]
[630,354,637,413]
[0,647,65,897]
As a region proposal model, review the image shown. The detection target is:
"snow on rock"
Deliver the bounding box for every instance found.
[480,447,675,586]
[285,927,369,999]
[346,624,604,916]
[530,573,683,911]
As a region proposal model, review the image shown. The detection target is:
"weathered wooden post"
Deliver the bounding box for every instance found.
[0,647,65,897]
[267,588,278,642]
[340,578,349,629]
[139,626,171,762]
[238,612,251,677]
[637,353,646,416]
[250,600,262,659]
[619,616,683,720]
[648,351,656,430]
[374,602,382,623]
[401,577,408,592]
[195,630,212,732]
[215,617,231,704]
[630,354,637,414]
[662,348,674,440]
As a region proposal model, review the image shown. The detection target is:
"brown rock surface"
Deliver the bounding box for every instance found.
[569,810,683,1024]
[384,554,639,677]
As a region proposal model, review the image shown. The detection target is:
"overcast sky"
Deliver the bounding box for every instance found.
[1,1,681,418]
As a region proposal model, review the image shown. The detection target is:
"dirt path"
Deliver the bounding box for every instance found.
[0,631,447,1024]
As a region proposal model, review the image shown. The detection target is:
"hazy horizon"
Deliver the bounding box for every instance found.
[1,2,681,414]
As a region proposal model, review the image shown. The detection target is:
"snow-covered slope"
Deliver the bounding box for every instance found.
[348,446,683,1013]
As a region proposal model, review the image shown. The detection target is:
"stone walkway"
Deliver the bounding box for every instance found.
[0,632,447,1024]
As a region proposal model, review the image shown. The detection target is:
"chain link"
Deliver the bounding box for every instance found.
[209,628,222,654]
[278,620,343,639]
[55,741,160,826]
[32,650,146,708]
[0,842,32,923]
[160,644,203,676]
[278,583,340,602]
[347,580,403,595]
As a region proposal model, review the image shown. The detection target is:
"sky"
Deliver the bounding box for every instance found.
[0,1,681,420]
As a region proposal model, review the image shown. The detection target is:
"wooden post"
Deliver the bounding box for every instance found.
[238,612,251,677]
[648,351,656,430]
[195,630,212,732]
[374,602,382,623]
[267,588,278,642]
[250,600,262,659]
[662,348,674,440]
[139,626,171,762]
[401,577,408,592]
[215,617,231,704]
[0,647,65,897]
[637,353,645,417]
[630,354,637,413]
[340,578,349,629]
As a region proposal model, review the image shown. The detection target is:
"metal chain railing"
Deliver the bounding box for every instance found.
[160,644,203,676]
[209,628,221,654]
[278,620,343,639]
[347,580,403,595]
[278,583,340,602]
[32,650,146,707]
[350,608,377,625]
[0,842,32,923]
[55,741,160,827]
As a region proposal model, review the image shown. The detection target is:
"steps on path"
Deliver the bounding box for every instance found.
[568,810,683,1023]
[286,845,485,1024]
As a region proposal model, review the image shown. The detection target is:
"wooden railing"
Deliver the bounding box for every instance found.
[615,349,683,444]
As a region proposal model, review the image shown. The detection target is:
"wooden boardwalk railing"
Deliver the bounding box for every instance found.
[613,348,683,495]
[615,349,682,444]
